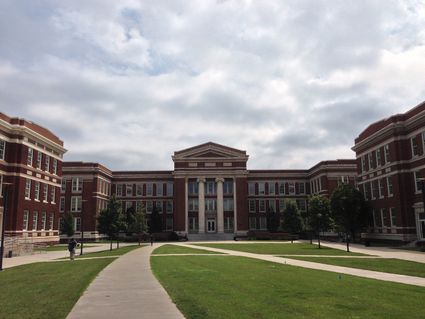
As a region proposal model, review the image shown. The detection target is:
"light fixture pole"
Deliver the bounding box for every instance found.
[317,213,322,249]
[0,183,12,271]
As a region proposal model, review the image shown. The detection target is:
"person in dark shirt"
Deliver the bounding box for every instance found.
[68,238,78,261]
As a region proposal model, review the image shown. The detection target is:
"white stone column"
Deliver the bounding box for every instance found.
[233,179,238,234]
[185,179,188,234]
[216,178,224,233]
[198,178,206,233]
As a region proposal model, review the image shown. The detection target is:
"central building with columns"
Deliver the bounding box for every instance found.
[61,142,357,240]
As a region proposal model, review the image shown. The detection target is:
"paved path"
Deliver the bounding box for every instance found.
[67,244,185,319]
[173,243,425,288]
[2,243,134,269]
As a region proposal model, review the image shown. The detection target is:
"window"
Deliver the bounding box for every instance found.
[188,181,198,195]
[268,199,276,212]
[189,217,198,231]
[224,217,234,231]
[376,149,381,167]
[51,186,56,203]
[155,201,163,213]
[371,181,378,200]
[116,184,123,196]
[378,179,385,198]
[259,217,267,230]
[361,156,366,172]
[384,144,390,163]
[136,184,143,196]
[52,159,57,175]
[125,201,132,212]
[248,182,256,195]
[258,182,265,195]
[268,182,275,195]
[368,152,374,170]
[146,183,153,196]
[22,210,29,230]
[224,198,234,211]
[146,201,153,214]
[41,212,46,230]
[249,200,256,213]
[188,199,199,211]
[373,209,381,227]
[390,208,397,227]
[205,199,217,212]
[381,208,390,227]
[36,152,42,169]
[156,183,163,196]
[166,200,173,214]
[422,132,425,155]
[387,176,393,196]
[414,171,422,193]
[411,137,419,157]
[71,196,82,212]
[166,182,173,196]
[49,213,54,230]
[27,147,33,166]
[61,179,66,193]
[249,217,256,230]
[43,184,48,202]
[34,182,40,200]
[224,180,233,194]
[165,217,173,231]
[298,182,305,194]
[32,211,38,230]
[279,183,285,195]
[259,199,265,212]
[25,179,31,199]
[0,139,5,160]
[45,155,50,172]
[205,181,216,195]
[72,177,82,192]
[296,199,306,211]
[60,197,65,212]
[279,199,285,212]
[74,217,81,232]
[288,182,295,195]
[126,184,133,196]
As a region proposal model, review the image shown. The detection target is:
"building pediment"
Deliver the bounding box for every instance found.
[172,142,249,162]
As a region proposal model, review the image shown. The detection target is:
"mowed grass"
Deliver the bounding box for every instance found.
[196,243,366,256]
[151,255,425,319]
[287,256,425,278]
[152,244,222,255]
[0,259,114,319]
[57,245,143,259]
[35,244,96,251]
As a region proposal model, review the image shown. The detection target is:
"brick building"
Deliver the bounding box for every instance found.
[61,142,357,240]
[0,113,66,245]
[353,101,425,242]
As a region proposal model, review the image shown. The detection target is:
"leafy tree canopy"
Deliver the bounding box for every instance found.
[282,200,303,234]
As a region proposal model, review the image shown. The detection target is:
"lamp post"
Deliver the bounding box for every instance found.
[80,199,88,256]
[0,183,12,271]
[317,213,322,249]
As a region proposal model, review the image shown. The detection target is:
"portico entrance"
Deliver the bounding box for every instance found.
[207,219,216,233]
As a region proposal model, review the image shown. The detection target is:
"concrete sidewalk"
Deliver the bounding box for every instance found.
[67,244,185,319]
[3,243,134,269]
[175,243,425,288]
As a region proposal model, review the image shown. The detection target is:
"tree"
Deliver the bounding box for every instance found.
[330,184,369,252]
[97,195,126,250]
[307,195,332,248]
[127,203,148,245]
[60,211,75,237]
[266,207,280,233]
[281,200,303,242]
[149,206,163,233]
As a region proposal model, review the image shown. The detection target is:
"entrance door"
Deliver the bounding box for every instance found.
[207,219,216,233]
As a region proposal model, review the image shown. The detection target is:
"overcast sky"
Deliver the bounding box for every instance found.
[1,1,424,170]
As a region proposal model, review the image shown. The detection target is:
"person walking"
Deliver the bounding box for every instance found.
[68,238,78,261]
[150,234,154,246]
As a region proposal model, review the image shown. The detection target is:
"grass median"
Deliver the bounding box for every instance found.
[151,255,425,319]
[195,243,366,256]
[152,244,222,255]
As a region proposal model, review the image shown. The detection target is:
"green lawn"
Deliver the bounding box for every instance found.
[152,244,222,255]
[58,245,143,259]
[286,256,425,278]
[151,255,425,319]
[0,259,114,319]
[196,243,365,256]
[35,244,96,252]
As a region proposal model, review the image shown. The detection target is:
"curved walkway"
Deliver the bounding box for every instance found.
[67,244,185,319]
[173,243,425,288]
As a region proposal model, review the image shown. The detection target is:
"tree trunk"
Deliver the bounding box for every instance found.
[110,239,112,251]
